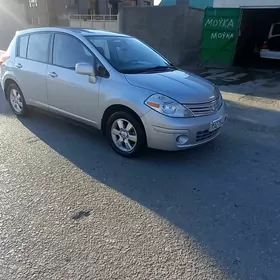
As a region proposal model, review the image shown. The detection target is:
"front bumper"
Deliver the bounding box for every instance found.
[0,78,3,92]
[141,103,227,151]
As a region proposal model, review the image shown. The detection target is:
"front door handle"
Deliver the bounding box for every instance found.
[48,72,58,78]
[15,63,23,69]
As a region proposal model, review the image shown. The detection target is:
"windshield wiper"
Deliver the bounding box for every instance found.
[119,65,177,74]
[139,65,177,73]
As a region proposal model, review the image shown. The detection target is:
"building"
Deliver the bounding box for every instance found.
[159,0,213,9]
[199,0,280,68]
[213,0,280,7]
[159,0,280,9]
[0,0,28,49]
[21,0,154,27]
[23,0,93,26]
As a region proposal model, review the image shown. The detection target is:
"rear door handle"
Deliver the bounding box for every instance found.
[48,72,58,78]
[15,63,23,69]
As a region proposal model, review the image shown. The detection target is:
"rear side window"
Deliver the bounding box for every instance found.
[18,35,29,58]
[27,33,51,63]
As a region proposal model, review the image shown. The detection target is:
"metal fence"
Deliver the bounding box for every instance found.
[69,14,119,32]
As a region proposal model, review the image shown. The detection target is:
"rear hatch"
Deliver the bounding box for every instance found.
[262,23,280,51]
[268,23,280,39]
[266,37,280,51]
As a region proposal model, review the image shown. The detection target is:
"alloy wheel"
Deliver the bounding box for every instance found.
[10,89,23,113]
[111,118,138,152]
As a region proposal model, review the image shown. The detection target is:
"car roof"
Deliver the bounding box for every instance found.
[16,27,129,37]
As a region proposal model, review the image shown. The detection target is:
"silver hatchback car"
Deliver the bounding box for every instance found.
[0,27,227,157]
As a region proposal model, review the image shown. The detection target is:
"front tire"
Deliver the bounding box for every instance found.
[106,111,146,157]
[7,84,28,116]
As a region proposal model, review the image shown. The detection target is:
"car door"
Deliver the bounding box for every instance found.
[46,33,101,124]
[13,32,51,107]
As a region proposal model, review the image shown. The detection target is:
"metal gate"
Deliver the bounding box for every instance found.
[199,7,241,66]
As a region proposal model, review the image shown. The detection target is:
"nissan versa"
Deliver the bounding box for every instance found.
[0,27,227,157]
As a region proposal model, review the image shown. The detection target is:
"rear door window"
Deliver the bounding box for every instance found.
[18,35,29,58]
[27,33,51,63]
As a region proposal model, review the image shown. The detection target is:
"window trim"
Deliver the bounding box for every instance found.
[50,32,110,78]
[16,31,53,64]
[85,35,172,74]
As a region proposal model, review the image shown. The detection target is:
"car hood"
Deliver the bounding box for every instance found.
[125,70,217,104]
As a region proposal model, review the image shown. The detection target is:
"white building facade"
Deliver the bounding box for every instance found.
[214,0,280,7]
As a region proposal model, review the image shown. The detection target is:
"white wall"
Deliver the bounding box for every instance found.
[214,0,280,7]
[69,16,119,33]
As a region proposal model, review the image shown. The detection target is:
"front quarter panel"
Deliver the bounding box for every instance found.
[97,75,152,127]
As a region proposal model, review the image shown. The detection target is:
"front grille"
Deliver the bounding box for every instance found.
[184,97,222,117]
[196,128,220,143]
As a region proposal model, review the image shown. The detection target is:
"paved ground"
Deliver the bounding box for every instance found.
[1,73,280,279]
[187,67,280,99]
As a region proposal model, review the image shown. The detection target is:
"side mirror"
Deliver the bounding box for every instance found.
[75,62,96,84]
[75,62,95,76]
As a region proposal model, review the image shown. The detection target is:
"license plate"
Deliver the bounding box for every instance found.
[209,115,228,132]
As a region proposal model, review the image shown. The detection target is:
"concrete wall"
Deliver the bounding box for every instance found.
[0,0,28,50]
[119,5,204,65]
[213,0,280,7]
[181,7,205,65]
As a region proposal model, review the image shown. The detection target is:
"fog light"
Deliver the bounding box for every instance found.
[176,134,189,145]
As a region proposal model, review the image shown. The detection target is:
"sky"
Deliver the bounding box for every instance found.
[154,0,161,5]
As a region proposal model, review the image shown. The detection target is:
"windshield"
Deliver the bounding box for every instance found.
[86,35,173,74]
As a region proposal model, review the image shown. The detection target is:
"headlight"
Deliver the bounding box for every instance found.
[216,89,224,109]
[144,94,193,118]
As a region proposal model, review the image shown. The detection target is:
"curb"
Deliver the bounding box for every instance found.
[221,91,280,111]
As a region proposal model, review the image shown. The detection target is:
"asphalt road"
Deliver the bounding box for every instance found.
[1,89,280,280]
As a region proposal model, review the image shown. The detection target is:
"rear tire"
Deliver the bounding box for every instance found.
[106,111,146,157]
[7,84,28,117]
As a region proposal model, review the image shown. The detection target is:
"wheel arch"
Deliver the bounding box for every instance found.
[101,104,147,138]
[3,78,20,100]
